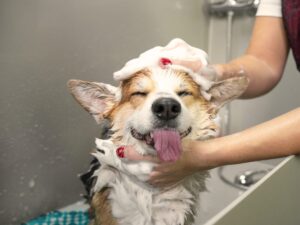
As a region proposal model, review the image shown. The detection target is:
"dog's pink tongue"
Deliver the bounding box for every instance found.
[153,129,181,162]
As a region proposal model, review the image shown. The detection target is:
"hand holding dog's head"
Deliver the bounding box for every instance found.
[67,70,248,163]
[67,40,249,225]
[67,39,248,161]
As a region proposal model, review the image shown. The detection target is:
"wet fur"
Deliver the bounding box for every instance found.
[89,189,117,225]
[68,69,248,225]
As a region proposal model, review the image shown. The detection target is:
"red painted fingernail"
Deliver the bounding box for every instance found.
[116,146,125,158]
[160,57,172,67]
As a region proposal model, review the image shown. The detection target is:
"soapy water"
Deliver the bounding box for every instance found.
[113,38,213,95]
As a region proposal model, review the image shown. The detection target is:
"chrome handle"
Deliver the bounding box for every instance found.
[208,0,260,14]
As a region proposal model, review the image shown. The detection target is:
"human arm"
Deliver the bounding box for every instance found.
[218,16,289,98]
[119,16,294,187]
[176,16,289,98]
[146,107,300,187]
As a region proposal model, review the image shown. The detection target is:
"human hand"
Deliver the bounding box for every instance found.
[147,141,202,188]
[169,59,223,81]
[118,139,215,188]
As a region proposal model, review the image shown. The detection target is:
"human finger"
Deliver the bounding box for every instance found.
[199,65,223,81]
[116,146,160,163]
[171,59,203,73]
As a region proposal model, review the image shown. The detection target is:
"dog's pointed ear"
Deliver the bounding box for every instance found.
[208,76,249,111]
[67,79,119,123]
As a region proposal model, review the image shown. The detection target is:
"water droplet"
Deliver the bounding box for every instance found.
[28,179,35,189]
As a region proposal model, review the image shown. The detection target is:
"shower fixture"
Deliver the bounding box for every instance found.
[207,0,260,16]
[218,167,272,190]
[205,0,273,191]
[205,0,260,136]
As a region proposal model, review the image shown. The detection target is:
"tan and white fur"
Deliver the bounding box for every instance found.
[68,68,248,225]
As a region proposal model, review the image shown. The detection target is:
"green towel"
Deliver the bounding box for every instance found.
[23,211,89,225]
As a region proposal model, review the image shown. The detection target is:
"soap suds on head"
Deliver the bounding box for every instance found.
[113,38,213,96]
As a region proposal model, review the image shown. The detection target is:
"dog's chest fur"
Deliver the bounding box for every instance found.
[109,171,206,225]
[96,160,208,225]
[95,108,212,225]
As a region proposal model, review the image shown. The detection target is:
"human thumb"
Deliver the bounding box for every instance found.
[116,146,159,163]
[200,65,223,81]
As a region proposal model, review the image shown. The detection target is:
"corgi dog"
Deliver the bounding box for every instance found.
[67,39,248,225]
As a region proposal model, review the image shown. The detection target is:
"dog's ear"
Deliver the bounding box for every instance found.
[67,79,119,123]
[208,76,249,111]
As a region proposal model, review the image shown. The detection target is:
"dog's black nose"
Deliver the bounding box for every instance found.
[152,98,181,120]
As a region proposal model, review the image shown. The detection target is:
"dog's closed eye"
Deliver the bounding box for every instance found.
[131,92,148,97]
[177,90,192,97]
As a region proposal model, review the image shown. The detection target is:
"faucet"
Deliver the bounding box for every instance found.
[207,0,260,15]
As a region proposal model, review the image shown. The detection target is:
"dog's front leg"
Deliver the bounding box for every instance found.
[93,138,156,182]
[92,166,118,193]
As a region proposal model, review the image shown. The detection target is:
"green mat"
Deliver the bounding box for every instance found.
[23,211,89,225]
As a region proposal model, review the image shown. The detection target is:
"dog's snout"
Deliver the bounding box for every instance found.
[152,98,181,120]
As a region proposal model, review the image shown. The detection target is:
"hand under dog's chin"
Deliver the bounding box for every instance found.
[134,141,157,156]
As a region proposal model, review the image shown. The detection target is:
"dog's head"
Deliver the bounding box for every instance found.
[68,67,248,162]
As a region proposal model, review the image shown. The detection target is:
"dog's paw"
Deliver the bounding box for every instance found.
[93,138,118,166]
[95,138,115,153]
[93,138,155,182]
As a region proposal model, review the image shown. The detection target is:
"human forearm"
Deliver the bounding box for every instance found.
[214,17,289,98]
[215,55,280,98]
[198,108,300,168]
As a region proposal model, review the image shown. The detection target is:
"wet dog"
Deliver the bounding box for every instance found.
[67,39,248,225]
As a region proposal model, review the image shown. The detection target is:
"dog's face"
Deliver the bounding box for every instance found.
[68,68,248,161]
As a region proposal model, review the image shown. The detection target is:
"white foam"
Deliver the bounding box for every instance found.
[113,38,212,92]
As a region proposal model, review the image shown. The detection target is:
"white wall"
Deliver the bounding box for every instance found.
[0,0,208,224]
[2,1,299,224]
